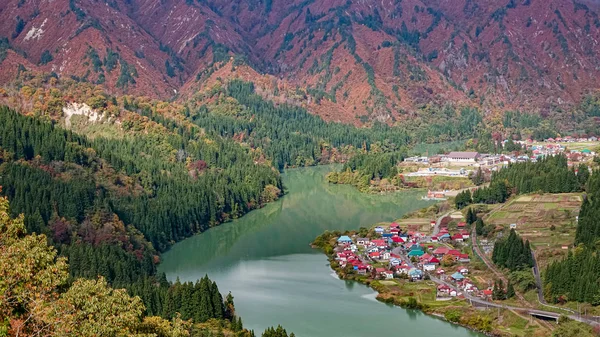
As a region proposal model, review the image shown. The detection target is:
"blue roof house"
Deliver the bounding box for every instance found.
[408,268,423,279]
[407,250,425,257]
[337,235,353,244]
[451,272,465,281]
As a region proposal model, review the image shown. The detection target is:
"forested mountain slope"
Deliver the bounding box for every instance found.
[1,0,600,123]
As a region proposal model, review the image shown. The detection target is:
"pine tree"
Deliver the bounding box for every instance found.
[466,207,477,224]
[506,281,515,299]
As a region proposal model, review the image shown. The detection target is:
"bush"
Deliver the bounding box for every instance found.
[445,310,462,323]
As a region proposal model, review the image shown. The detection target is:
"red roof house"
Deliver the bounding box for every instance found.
[433,247,449,255]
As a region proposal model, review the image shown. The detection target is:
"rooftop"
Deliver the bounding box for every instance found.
[447,151,480,159]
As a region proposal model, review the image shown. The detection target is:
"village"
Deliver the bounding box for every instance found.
[331,217,495,301]
[403,137,599,201]
[404,137,598,170]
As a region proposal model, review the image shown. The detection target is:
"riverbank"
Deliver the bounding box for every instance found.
[160,166,482,337]
[311,228,547,337]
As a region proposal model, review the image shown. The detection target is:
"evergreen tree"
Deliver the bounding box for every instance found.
[466,207,477,224]
[506,281,515,299]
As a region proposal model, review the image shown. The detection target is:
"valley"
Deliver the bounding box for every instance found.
[2,0,600,336]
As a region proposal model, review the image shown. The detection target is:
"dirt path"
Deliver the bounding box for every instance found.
[470,225,531,307]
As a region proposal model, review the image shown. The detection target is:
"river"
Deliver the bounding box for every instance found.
[159,166,483,337]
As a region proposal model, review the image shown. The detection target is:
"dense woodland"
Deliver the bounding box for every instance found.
[544,170,600,304]
[0,105,283,326]
[0,193,292,336]
[191,80,413,169]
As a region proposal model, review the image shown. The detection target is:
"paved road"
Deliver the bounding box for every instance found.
[387,210,596,326]
[429,274,599,326]
[432,210,454,237]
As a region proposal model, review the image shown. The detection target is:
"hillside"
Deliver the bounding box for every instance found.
[1,0,600,124]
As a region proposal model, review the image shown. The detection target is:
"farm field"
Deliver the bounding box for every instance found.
[484,193,582,269]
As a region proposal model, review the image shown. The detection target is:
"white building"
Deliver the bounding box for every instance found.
[446,152,480,163]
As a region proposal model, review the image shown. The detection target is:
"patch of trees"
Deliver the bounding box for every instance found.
[40,50,53,65]
[492,279,515,300]
[544,170,600,304]
[492,229,533,271]
[13,16,26,39]
[492,155,582,194]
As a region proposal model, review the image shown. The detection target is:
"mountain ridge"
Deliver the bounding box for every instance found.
[2,0,600,124]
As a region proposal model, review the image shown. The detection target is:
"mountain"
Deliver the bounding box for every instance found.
[1,0,600,124]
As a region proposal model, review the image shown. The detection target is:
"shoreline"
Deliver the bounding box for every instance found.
[312,232,501,337]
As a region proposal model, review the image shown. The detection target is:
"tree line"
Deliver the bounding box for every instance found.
[455,155,585,209]
[544,169,600,304]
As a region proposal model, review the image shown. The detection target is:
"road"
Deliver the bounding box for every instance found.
[432,210,454,237]
[387,210,598,327]
[428,274,599,326]
[470,225,531,306]
[531,250,547,305]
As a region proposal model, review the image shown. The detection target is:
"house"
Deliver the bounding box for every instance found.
[371,239,387,247]
[440,233,451,241]
[382,233,393,238]
[457,222,466,228]
[483,289,493,298]
[424,263,436,271]
[431,236,439,243]
[337,236,353,244]
[437,285,451,296]
[460,230,470,239]
[446,151,480,163]
[428,257,440,265]
[451,272,465,281]
[375,227,384,234]
[390,222,400,229]
[382,251,391,260]
[356,238,370,246]
[390,258,401,267]
[408,268,423,280]
[367,247,379,253]
[391,236,405,244]
[420,253,432,261]
[458,254,471,263]
[447,250,462,258]
[409,244,423,251]
[458,266,469,275]
[450,290,458,297]
[408,250,425,258]
[436,268,445,275]
[384,271,394,279]
[433,247,449,256]
[452,233,464,242]
[336,252,348,262]
[369,251,381,259]
[396,265,410,274]
[357,265,368,275]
